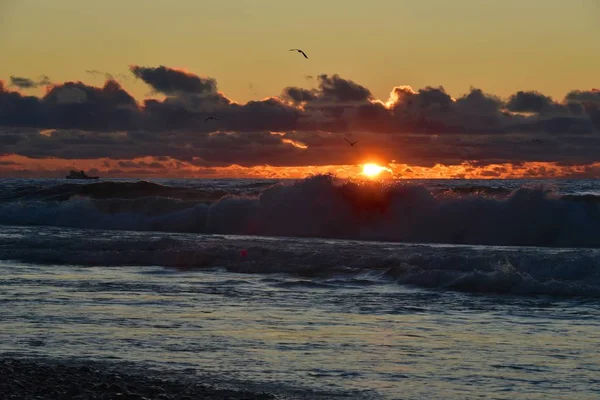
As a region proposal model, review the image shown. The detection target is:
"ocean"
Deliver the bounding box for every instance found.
[1,176,599,399]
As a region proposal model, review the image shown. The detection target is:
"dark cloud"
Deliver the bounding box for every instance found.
[378,86,509,134]
[506,91,562,114]
[584,103,600,132]
[0,82,46,127]
[393,86,453,110]
[130,65,217,95]
[283,87,318,103]
[389,86,457,133]
[0,134,23,145]
[0,79,141,131]
[43,80,140,131]
[3,68,597,136]
[10,76,37,89]
[227,98,299,132]
[1,67,600,170]
[4,125,600,170]
[9,75,51,89]
[565,89,600,104]
[317,74,372,103]
[284,74,372,105]
[455,88,502,115]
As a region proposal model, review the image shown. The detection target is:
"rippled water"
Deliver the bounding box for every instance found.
[1,226,600,399]
[2,177,600,398]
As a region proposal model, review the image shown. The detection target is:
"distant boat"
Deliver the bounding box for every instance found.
[66,169,99,180]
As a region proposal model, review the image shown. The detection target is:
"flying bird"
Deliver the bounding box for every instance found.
[204,116,218,122]
[345,138,358,147]
[289,49,308,59]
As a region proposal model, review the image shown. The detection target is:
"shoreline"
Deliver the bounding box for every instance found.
[0,356,281,400]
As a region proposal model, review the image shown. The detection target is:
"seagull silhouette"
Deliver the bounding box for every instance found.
[345,138,358,147]
[204,116,218,122]
[289,49,308,59]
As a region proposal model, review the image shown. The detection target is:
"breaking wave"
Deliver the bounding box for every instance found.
[1,226,600,298]
[0,180,230,202]
[1,175,600,247]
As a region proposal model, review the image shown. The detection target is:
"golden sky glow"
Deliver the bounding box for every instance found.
[1,1,599,179]
[1,0,599,103]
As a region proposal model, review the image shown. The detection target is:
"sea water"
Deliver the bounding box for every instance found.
[0,177,599,399]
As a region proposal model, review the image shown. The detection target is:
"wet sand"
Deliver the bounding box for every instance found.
[0,357,277,400]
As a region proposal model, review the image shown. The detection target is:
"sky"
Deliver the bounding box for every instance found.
[1,0,599,178]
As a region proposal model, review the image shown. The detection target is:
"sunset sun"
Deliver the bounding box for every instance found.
[361,163,390,178]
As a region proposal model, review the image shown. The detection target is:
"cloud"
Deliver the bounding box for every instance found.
[316,74,373,103]
[10,76,37,89]
[117,160,165,169]
[283,86,318,103]
[9,75,51,89]
[39,75,51,85]
[283,74,372,105]
[130,65,217,95]
[86,70,130,82]
[584,103,600,131]
[506,91,559,113]
[1,66,600,172]
[565,89,600,104]
[43,80,140,130]
[356,86,511,135]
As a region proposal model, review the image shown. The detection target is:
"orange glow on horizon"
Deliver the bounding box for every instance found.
[361,163,392,179]
[1,154,600,180]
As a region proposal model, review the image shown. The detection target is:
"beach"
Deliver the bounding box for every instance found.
[0,357,280,400]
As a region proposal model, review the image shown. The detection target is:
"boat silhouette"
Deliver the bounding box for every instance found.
[66,169,99,180]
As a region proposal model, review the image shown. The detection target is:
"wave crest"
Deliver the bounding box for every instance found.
[1,175,600,247]
[2,227,600,298]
